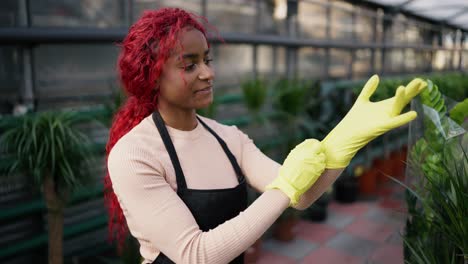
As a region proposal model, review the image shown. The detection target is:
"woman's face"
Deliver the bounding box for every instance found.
[157,28,215,112]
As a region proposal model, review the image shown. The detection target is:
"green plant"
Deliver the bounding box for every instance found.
[240,78,269,127]
[0,111,99,264]
[449,98,468,125]
[403,141,467,264]
[272,78,321,153]
[242,78,268,115]
[348,73,468,106]
[401,79,467,264]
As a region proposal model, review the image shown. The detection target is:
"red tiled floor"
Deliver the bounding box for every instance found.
[379,198,405,211]
[344,218,395,243]
[294,220,339,244]
[376,186,394,197]
[329,201,371,217]
[368,245,404,264]
[255,182,408,263]
[255,251,297,264]
[301,247,364,264]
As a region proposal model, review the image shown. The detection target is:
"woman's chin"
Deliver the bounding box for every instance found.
[195,98,213,109]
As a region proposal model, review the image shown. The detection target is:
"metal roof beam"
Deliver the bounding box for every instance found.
[411,4,465,13]
[447,7,468,20]
[396,0,417,9]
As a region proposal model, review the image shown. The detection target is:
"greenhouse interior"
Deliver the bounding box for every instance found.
[0,0,467,263]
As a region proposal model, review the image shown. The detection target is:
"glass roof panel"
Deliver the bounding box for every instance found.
[364,0,468,30]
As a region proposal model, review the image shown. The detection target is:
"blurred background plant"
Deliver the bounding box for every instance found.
[241,78,269,123]
[272,78,322,156]
[0,111,100,264]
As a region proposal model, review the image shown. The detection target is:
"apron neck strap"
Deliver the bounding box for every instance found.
[152,111,246,190]
[152,111,187,190]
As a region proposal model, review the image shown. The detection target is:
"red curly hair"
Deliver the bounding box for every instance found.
[104,7,210,249]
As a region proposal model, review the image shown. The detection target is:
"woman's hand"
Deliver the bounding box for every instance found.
[322,75,427,169]
[266,139,326,206]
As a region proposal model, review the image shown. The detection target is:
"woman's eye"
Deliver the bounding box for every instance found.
[205,58,213,65]
[184,64,196,72]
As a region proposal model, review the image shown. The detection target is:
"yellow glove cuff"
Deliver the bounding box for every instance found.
[266,176,300,206]
[265,139,326,206]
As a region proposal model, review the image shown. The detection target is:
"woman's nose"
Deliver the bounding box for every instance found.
[198,63,214,81]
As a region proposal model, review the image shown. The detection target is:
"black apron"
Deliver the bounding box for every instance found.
[151,111,248,264]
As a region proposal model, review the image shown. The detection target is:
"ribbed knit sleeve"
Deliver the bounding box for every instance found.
[107,135,290,264]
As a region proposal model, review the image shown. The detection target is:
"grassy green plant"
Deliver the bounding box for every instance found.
[242,78,268,114]
[403,140,467,264]
[401,78,467,264]
[0,110,99,264]
[272,78,322,152]
[240,78,269,127]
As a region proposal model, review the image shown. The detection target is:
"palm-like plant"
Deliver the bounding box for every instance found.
[0,110,98,264]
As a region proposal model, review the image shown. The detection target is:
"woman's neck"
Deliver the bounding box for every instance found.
[157,103,198,131]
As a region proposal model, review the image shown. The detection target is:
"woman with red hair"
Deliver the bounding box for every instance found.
[105,7,426,264]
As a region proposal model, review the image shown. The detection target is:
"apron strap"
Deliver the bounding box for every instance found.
[152,111,187,190]
[197,116,245,183]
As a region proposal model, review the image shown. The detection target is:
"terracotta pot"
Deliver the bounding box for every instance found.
[399,148,408,179]
[390,150,407,179]
[244,239,262,263]
[390,151,402,179]
[373,158,393,185]
[273,217,297,242]
[358,168,377,196]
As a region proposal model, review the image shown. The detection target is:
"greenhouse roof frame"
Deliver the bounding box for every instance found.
[361,0,468,31]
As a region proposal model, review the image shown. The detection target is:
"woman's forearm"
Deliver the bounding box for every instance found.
[293,168,345,210]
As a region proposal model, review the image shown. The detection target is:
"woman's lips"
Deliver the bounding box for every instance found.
[194,86,212,94]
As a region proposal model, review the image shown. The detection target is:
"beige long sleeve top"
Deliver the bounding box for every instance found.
[107,114,323,264]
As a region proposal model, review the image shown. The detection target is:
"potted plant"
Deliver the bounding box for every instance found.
[334,166,359,203]
[0,110,99,264]
[241,78,268,122]
[272,78,320,154]
[401,79,467,263]
[388,144,409,180]
[272,207,300,242]
[268,78,322,237]
[358,162,378,197]
[303,189,332,222]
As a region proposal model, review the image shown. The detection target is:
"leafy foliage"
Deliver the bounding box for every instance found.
[242,78,268,114]
[403,78,467,264]
[449,98,468,125]
[0,111,98,199]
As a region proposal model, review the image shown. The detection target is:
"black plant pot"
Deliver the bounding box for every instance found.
[334,178,359,203]
[304,204,328,222]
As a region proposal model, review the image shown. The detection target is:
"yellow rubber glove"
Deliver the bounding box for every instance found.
[266,139,326,206]
[322,75,427,169]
